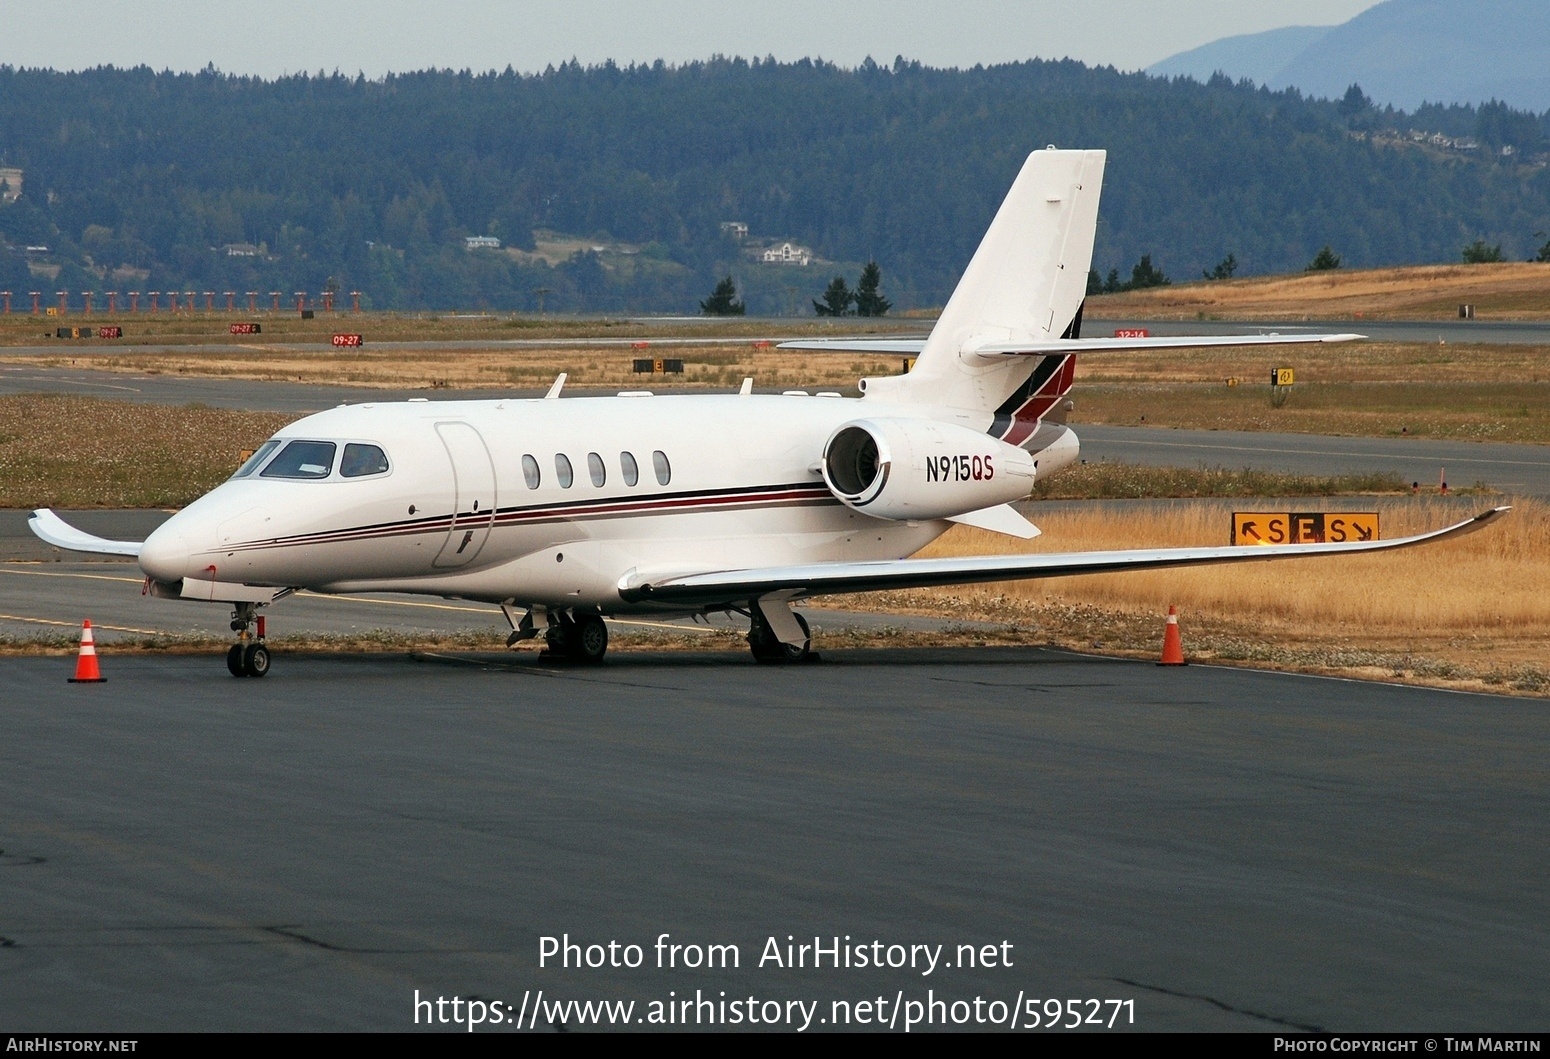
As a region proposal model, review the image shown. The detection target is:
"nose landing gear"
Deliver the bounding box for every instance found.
[226,603,271,678]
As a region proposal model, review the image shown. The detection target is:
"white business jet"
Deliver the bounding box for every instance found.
[30,148,1504,676]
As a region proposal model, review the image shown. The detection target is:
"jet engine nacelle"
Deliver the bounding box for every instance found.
[821,418,1038,521]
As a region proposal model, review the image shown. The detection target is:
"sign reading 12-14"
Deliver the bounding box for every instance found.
[1232,512,1379,546]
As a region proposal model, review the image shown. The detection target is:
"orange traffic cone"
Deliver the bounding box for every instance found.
[1157,605,1187,667]
[68,619,106,683]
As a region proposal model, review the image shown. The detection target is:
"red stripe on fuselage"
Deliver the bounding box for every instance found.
[222,483,836,553]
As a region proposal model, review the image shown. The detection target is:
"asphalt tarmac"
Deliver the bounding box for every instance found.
[1,650,1543,1031]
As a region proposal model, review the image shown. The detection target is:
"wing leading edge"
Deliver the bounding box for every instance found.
[620,508,1508,605]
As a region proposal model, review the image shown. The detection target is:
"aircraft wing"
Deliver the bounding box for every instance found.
[619,507,1506,605]
[778,333,1362,355]
[28,509,143,558]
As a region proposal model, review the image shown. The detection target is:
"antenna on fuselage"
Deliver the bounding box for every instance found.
[544,373,567,399]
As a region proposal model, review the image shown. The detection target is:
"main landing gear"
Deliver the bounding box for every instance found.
[226,602,270,678]
[747,608,812,665]
[534,609,609,665]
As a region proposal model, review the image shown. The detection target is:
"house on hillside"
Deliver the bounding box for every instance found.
[465,235,501,250]
[222,243,260,257]
[761,242,811,266]
[720,221,748,241]
[0,167,22,204]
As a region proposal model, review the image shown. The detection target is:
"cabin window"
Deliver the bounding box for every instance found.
[340,443,390,478]
[521,454,541,489]
[620,451,639,487]
[652,449,671,486]
[587,452,606,487]
[260,440,337,479]
[555,453,574,488]
[232,440,281,478]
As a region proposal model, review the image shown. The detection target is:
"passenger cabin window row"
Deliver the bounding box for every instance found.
[521,450,670,490]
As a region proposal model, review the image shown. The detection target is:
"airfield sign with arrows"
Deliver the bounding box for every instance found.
[1231,512,1379,546]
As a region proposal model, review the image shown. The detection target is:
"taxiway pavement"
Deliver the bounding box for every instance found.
[1,651,1543,1031]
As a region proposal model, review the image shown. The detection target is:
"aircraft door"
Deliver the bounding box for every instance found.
[433,422,497,568]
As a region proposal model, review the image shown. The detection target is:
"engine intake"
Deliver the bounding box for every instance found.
[821,418,1038,521]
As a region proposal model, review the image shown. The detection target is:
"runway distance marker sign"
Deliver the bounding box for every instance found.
[1232,512,1378,546]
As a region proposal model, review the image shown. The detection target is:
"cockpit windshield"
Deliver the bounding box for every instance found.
[340,443,390,477]
[260,440,338,479]
[232,440,281,478]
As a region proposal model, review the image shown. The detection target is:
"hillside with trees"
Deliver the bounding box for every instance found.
[2,59,1550,313]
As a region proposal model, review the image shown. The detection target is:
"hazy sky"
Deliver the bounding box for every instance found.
[0,1,1385,77]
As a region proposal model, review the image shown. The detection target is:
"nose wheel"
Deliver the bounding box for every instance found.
[226,603,271,678]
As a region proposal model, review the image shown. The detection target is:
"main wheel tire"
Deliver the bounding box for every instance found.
[571,613,608,664]
[544,623,570,656]
[781,612,812,663]
[242,642,271,678]
[749,611,810,664]
[226,644,247,678]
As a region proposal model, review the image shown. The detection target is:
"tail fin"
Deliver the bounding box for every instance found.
[865,148,1105,412]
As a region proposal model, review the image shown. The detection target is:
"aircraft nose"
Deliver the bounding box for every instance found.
[137,523,193,583]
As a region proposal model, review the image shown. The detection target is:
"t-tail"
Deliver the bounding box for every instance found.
[778,146,1363,481]
[864,147,1104,417]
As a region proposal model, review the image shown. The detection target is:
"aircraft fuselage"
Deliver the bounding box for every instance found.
[137,392,1066,614]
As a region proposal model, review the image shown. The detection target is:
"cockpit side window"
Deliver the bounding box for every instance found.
[340,443,390,478]
[232,440,281,478]
[260,440,338,479]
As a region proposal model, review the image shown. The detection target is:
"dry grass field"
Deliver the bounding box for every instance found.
[819,498,1550,695]
[0,395,290,508]
[25,345,901,395]
[1087,262,1550,320]
[0,311,919,348]
[1066,339,1550,443]
[11,313,1548,440]
[0,394,1409,509]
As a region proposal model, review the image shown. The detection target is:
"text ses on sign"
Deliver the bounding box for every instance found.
[1232,512,1378,546]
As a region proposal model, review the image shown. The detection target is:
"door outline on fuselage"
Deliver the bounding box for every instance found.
[433,421,497,568]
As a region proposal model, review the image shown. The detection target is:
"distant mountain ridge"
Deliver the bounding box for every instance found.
[2,60,1550,313]
[1148,26,1333,85]
[1150,0,1550,111]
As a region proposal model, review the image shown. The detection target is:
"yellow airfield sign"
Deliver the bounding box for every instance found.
[1232,512,1379,546]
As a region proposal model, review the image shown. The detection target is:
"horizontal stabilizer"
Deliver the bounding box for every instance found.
[620,508,1508,605]
[28,509,142,558]
[963,332,1364,357]
[777,338,927,354]
[947,504,1041,539]
[779,332,1362,358]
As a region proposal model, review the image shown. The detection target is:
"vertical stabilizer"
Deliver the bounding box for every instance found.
[870,148,1105,412]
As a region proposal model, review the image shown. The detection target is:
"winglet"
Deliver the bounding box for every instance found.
[545,373,567,399]
[28,509,143,557]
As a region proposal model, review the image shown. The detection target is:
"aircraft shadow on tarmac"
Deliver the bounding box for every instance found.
[406,644,1126,671]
